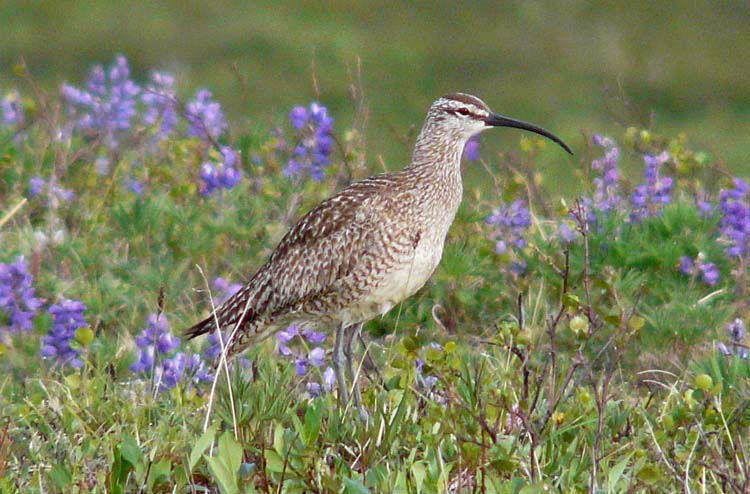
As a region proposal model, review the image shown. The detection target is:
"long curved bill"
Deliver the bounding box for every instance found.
[485,113,573,155]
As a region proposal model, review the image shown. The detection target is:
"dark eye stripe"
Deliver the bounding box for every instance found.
[447,107,475,118]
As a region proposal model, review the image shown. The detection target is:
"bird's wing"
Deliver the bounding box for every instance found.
[185,172,411,341]
[267,173,407,307]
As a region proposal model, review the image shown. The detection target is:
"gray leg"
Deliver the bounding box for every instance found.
[344,322,368,422]
[333,322,349,407]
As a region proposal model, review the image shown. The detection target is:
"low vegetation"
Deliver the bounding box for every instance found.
[1,56,748,493]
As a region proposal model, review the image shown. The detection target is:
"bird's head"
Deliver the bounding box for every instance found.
[428,93,573,155]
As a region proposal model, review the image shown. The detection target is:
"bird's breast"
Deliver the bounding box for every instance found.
[342,217,451,325]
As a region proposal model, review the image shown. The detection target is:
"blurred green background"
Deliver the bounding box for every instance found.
[3,0,749,184]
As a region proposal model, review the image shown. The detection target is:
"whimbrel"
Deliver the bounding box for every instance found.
[186,93,572,409]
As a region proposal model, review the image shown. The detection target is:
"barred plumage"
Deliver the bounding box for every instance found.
[185,92,572,408]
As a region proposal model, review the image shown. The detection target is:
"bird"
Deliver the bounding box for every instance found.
[185,92,572,410]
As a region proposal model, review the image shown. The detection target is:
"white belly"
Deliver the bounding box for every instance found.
[342,232,445,325]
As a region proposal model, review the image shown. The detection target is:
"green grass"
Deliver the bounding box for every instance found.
[1,69,750,493]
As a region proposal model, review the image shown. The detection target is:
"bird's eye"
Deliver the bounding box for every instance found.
[457,108,471,117]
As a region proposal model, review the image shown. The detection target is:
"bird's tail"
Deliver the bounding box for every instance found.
[185,283,254,340]
[184,268,274,348]
[184,313,217,340]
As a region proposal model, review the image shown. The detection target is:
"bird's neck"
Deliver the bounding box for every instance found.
[406,124,467,182]
[402,124,467,218]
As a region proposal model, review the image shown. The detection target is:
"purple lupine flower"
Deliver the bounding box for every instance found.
[486,200,531,257]
[186,89,227,142]
[28,176,74,205]
[717,342,732,356]
[295,358,308,376]
[276,324,333,393]
[696,195,714,219]
[213,277,243,304]
[289,106,308,130]
[590,134,621,216]
[718,178,750,258]
[160,352,212,389]
[141,71,179,140]
[283,102,334,182]
[161,351,186,388]
[130,313,179,373]
[126,177,144,196]
[323,366,336,389]
[728,318,745,342]
[202,328,249,367]
[0,256,43,334]
[302,328,325,344]
[186,352,213,384]
[416,357,438,389]
[463,137,480,161]
[200,146,242,195]
[700,262,720,286]
[307,366,337,398]
[307,382,323,396]
[679,254,720,286]
[277,325,299,356]
[511,260,529,276]
[309,347,325,367]
[630,151,673,222]
[163,351,213,389]
[1,90,24,127]
[61,55,141,149]
[131,313,212,390]
[679,256,694,275]
[41,298,88,368]
[29,177,45,196]
[718,318,748,359]
[199,162,219,194]
[557,220,576,243]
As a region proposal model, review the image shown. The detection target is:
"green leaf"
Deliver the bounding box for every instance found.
[694,373,713,391]
[636,463,662,485]
[343,476,372,494]
[264,449,285,473]
[217,432,243,477]
[48,464,72,490]
[119,433,143,466]
[190,423,217,471]
[604,310,622,326]
[273,422,287,457]
[109,439,134,494]
[402,335,419,352]
[303,400,323,446]
[562,293,581,309]
[628,315,645,331]
[607,453,632,491]
[569,315,588,335]
[410,462,426,493]
[519,482,551,494]
[206,456,236,494]
[206,432,243,494]
[147,458,172,490]
[75,326,95,346]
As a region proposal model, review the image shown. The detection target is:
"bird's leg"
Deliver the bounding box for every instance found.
[344,322,364,414]
[333,322,350,407]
